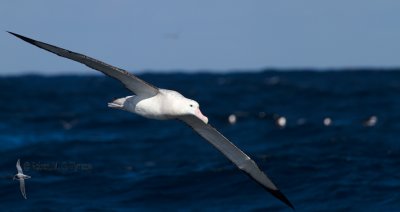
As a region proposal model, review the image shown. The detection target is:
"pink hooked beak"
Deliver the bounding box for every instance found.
[195,108,209,124]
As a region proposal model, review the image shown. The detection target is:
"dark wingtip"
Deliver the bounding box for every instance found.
[270,189,295,210]
[7,31,37,45]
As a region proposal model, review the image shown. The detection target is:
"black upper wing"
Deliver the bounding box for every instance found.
[8,31,159,97]
[179,115,294,209]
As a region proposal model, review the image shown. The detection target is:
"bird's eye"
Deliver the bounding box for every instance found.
[190,104,193,107]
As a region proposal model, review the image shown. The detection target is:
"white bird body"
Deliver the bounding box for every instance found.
[14,159,30,199]
[15,173,30,179]
[9,32,293,209]
[109,89,209,123]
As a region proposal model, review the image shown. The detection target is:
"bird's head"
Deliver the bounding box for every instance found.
[163,90,209,124]
[184,99,208,124]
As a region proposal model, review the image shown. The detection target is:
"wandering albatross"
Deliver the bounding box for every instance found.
[13,159,31,199]
[8,31,294,209]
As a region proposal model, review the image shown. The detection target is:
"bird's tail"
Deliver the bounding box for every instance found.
[108,97,127,109]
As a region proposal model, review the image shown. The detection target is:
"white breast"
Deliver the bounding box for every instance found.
[123,89,185,120]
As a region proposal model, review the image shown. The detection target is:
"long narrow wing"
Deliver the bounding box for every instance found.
[16,159,23,174]
[19,179,27,199]
[179,115,294,209]
[8,31,159,97]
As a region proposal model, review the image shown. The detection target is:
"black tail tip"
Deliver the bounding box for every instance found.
[7,31,17,36]
[7,31,36,44]
[271,189,295,210]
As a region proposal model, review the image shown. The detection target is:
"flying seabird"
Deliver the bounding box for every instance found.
[13,159,31,199]
[8,31,294,209]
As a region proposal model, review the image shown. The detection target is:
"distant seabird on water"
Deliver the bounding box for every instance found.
[8,32,294,209]
[363,115,378,127]
[13,159,31,199]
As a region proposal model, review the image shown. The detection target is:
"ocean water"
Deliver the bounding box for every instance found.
[0,71,399,211]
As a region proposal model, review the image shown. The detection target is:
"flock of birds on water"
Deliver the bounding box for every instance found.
[59,113,378,131]
[5,31,379,209]
[227,112,378,128]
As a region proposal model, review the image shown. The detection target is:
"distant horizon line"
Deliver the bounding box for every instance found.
[1,67,400,77]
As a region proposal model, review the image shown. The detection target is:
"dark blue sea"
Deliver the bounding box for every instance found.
[0,70,399,211]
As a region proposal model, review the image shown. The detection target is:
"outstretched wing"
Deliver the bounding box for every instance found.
[19,179,27,199]
[8,32,159,97]
[179,115,294,209]
[16,159,23,174]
